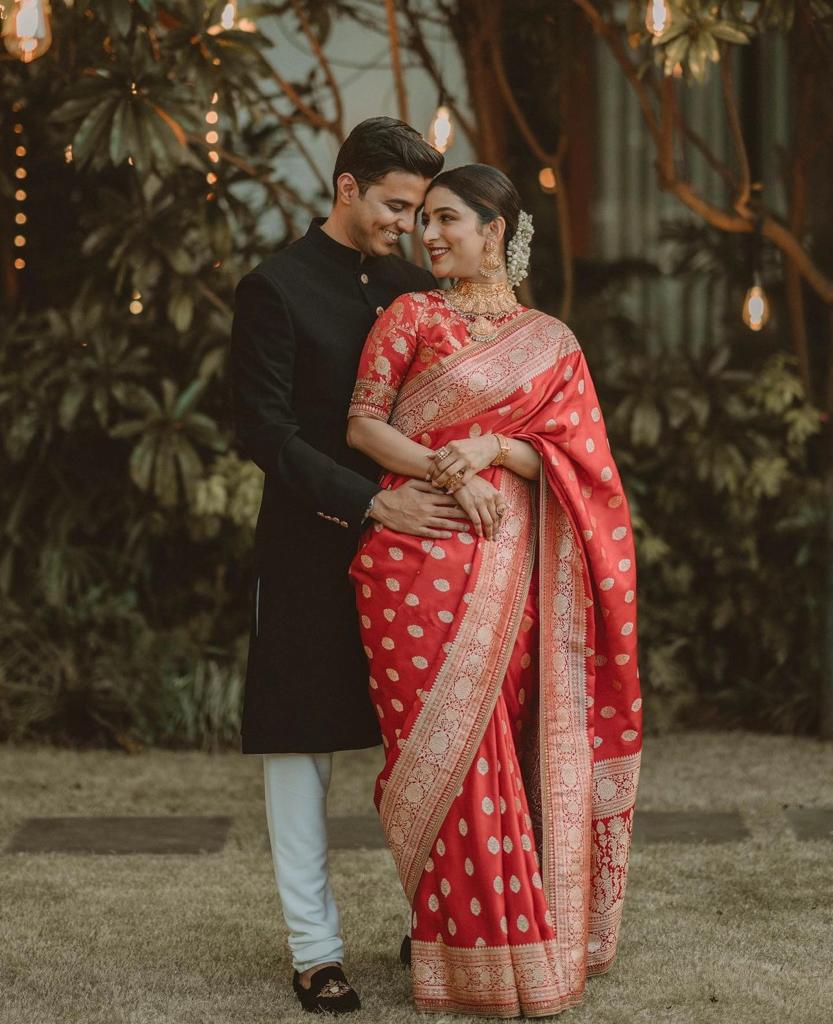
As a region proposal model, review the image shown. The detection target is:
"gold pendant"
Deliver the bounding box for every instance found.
[469,315,495,341]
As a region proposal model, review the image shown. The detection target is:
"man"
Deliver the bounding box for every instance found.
[230,117,468,1015]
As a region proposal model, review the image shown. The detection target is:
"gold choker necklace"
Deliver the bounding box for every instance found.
[444,279,517,316]
[443,280,518,342]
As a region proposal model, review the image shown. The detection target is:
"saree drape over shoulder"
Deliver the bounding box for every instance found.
[348,291,641,1018]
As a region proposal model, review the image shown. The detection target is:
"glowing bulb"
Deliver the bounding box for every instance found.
[645,0,670,36]
[206,172,217,185]
[15,212,26,225]
[64,144,73,163]
[211,92,219,104]
[14,258,25,270]
[538,167,557,193]
[15,189,26,201]
[15,145,26,157]
[14,235,26,247]
[428,105,454,154]
[742,278,770,331]
[13,123,24,134]
[220,2,236,30]
[15,167,26,179]
[2,0,53,63]
[208,150,219,163]
[205,130,219,144]
[129,290,143,315]
[205,110,219,124]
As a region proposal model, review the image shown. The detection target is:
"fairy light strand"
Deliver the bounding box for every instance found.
[205,90,219,198]
[12,101,26,271]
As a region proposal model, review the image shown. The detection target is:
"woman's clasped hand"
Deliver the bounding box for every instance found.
[426,437,508,540]
[426,435,501,490]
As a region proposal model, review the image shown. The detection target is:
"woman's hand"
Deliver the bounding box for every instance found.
[452,476,507,541]
[427,436,501,492]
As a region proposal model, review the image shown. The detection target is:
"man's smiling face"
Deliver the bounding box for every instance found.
[344,170,433,258]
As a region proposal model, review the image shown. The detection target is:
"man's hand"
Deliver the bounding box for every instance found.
[451,477,507,541]
[371,480,471,539]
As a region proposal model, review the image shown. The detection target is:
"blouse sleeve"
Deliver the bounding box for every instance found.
[348,293,420,421]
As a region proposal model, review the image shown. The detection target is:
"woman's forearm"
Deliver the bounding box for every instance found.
[347,415,434,479]
[502,437,541,481]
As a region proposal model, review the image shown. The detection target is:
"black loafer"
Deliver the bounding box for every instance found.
[399,935,411,968]
[292,964,361,1015]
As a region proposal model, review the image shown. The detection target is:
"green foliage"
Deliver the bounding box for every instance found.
[584,306,824,734]
[0,1,296,748]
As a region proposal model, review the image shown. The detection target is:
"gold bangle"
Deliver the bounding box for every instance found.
[491,433,511,467]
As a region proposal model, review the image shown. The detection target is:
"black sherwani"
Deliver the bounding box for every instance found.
[230,219,435,753]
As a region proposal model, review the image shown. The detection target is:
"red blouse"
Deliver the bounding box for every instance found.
[348,289,526,426]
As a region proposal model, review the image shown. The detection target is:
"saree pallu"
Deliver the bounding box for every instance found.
[348,293,641,1017]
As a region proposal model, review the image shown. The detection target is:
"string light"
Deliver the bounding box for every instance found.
[1,0,53,63]
[645,0,671,37]
[11,105,26,273]
[205,91,220,192]
[538,167,557,194]
[428,105,454,154]
[129,290,143,315]
[742,273,770,331]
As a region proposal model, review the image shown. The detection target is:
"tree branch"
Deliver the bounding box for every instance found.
[385,0,410,122]
[719,50,753,217]
[289,0,345,140]
[571,0,660,143]
[400,0,478,146]
[572,0,833,305]
[186,132,319,226]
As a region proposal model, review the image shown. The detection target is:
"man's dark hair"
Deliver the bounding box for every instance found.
[332,117,444,200]
[425,164,521,251]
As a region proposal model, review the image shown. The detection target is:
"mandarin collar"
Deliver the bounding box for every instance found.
[305,217,379,270]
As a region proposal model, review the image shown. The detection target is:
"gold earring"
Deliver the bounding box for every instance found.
[479,239,503,278]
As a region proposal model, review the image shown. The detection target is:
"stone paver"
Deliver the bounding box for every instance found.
[634,810,749,844]
[783,807,833,841]
[6,816,231,855]
[13,808,833,855]
[328,814,386,850]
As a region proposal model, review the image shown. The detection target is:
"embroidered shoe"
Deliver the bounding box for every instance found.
[292,965,361,1015]
[399,935,411,968]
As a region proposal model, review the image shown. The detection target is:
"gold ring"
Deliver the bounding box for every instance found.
[454,468,465,480]
[435,446,451,461]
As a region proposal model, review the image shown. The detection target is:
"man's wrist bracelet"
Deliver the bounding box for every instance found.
[361,494,376,524]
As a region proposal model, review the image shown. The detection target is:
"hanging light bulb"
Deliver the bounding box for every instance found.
[645,0,671,37]
[208,0,247,34]
[220,1,236,29]
[129,290,143,316]
[2,0,53,64]
[428,105,454,154]
[538,167,557,194]
[742,273,769,332]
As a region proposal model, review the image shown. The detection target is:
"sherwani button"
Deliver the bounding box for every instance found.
[376,306,384,316]
[360,273,369,285]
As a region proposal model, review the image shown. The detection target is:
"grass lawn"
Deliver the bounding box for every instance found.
[1,732,831,1024]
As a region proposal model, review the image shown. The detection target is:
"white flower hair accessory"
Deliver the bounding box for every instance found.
[505,210,534,288]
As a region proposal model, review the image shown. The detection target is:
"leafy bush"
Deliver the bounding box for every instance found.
[585,313,824,734]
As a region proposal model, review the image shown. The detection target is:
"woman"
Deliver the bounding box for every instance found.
[346,165,641,1018]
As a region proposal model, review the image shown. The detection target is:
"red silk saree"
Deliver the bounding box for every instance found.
[348,291,641,1018]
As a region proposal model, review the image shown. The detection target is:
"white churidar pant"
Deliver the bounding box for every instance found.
[263,752,344,973]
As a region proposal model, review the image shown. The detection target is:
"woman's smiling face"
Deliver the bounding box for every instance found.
[421,186,505,281]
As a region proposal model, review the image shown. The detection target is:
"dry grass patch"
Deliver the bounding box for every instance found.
[1,733,831,1024]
